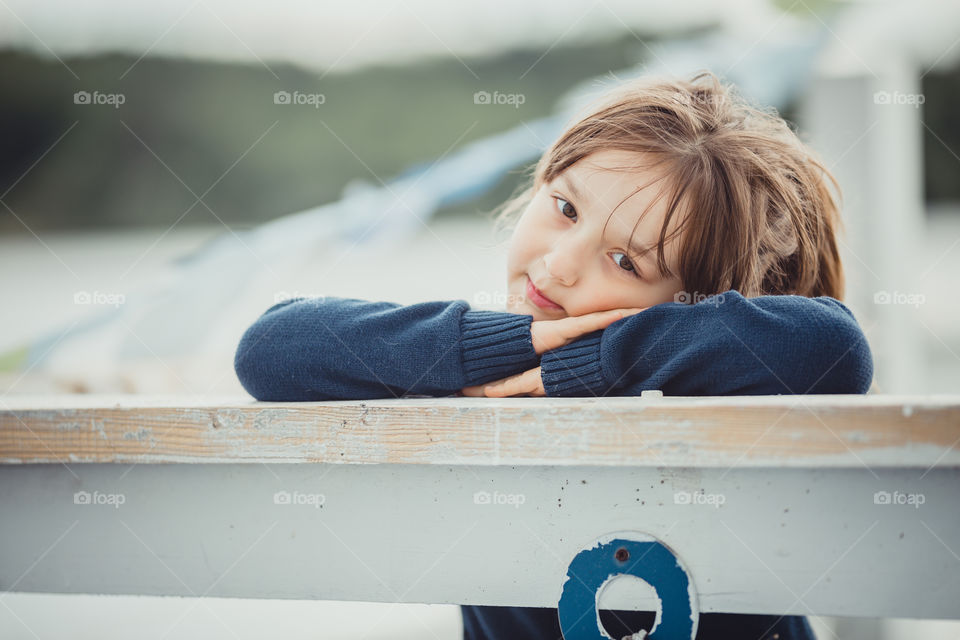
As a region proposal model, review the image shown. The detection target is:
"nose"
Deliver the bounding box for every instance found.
[543,253,570,286]
[543,240,584,287]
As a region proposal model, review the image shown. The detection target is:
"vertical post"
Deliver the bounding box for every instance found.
[798,57,926,393]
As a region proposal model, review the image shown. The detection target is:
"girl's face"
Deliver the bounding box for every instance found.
[506,149,685,320]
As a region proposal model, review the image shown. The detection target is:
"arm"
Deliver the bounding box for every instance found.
[234,297,540,401]
[539,290,874,397]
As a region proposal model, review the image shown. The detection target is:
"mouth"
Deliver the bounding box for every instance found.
[526,276,564,311]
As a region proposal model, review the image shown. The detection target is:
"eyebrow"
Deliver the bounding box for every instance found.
[560,173,588,206]
[558,174,666,272]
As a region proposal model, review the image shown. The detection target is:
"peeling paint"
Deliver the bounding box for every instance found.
[212,409,245,431]
[253,408,291,431]
[90,418,108,440]
[359,407,379,426]
[653,441,692,455]
[122,427,151,442]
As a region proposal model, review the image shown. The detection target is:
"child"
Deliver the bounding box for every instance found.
[234,71,873,640]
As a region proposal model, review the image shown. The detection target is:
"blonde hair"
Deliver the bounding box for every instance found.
[489,71,845,300]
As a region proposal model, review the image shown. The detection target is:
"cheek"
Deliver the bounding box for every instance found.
[507,209,548,272]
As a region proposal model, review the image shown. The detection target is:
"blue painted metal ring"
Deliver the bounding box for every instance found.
[557,532,699,640]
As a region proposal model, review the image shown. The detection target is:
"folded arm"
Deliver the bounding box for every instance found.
[539,291,874,397]
[234,297,540,401]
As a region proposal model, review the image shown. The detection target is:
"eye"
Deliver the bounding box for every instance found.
[553,196,643,280]
[554,197,577,220]
[612,252,642,279]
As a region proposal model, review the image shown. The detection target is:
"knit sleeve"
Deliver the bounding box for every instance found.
[539,290,874,397]
[233,296,540,401]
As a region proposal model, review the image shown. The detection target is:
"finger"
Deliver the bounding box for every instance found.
[530,366,546,397]
[485,370,534,397]
[569,309,628,335]
[461,385,486,397]
[619,307,647,316]
[483,381,514,397]
[532,311,618,355]
[510,368,544,397]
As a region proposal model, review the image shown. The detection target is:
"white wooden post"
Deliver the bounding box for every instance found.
[798,60,927,394]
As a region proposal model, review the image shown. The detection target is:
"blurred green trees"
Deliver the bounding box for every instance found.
[0,32,645,232]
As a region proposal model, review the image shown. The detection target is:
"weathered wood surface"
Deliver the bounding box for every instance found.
[1,394,958,468]
[1,394,958,619]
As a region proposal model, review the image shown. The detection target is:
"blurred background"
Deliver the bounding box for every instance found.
[1,0,958,638]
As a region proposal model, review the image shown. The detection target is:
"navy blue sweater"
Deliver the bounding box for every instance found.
[234,291,874,639]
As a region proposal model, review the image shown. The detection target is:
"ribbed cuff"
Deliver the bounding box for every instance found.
[460,310,540,385]
[540,330,608,396]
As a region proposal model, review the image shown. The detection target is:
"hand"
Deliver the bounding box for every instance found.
[460,307,647,398]
[461,366,545,397]
[530,307,647,355]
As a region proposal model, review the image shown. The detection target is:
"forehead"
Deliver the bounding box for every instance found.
[564,149,667,199]
[560,150,683,264]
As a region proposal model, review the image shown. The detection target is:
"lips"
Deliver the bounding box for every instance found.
[526,276,563,310]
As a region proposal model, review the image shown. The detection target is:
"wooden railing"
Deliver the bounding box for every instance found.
[1,394,958,638]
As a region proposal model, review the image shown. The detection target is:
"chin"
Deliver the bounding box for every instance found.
[506,299,529,316]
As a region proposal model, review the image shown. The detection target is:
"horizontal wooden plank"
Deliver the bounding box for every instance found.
[1,461,957,619]
[1,394,958,468]
[2,395,958,619]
